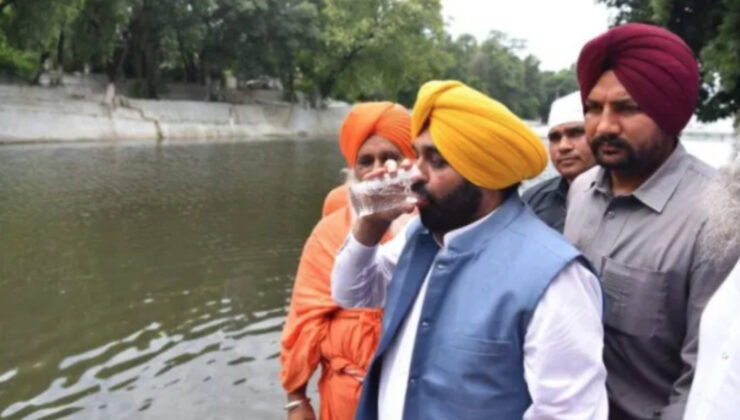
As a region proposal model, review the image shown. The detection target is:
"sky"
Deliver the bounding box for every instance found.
[441,0,612,71]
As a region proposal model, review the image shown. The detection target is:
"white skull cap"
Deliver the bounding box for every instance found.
[547,91,584,131]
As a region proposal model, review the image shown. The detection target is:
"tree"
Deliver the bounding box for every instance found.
[0,0,584,113]
[67,0,131,77]
[539,67,579,122]
[0,0,85,78]
[598,0,739,121]
[296,0,450,105]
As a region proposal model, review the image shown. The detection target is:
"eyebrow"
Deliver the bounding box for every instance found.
[611,98,640,107]
[412,144,438,155]
[422,145,438,154]
[585,97,639,106]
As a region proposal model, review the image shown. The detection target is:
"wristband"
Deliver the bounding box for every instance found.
[283,398,310,411]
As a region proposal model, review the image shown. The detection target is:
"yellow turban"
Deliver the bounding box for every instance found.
[411,80,547,189]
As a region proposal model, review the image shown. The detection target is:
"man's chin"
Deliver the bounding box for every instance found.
[419,207,451,232]
[595,154,632,171]
[558,164,590,180]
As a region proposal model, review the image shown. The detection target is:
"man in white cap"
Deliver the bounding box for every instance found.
[522,91,595,232]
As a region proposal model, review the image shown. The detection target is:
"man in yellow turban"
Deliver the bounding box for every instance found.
[332,81,608,420]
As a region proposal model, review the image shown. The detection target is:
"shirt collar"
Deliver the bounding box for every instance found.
[541,176,569,196]
[587,144,689,213]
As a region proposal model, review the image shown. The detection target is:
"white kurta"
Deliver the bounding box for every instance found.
[332,214,608,420]
[684,258,740,420]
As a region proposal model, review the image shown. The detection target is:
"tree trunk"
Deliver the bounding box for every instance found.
[281,69,297,103]
[56,29,66,71]
[107,30,130,82]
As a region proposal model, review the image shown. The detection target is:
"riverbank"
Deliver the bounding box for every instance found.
[0,83,350,144]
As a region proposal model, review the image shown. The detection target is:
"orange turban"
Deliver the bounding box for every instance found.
[339,102,415,167]
[411,80,547,189]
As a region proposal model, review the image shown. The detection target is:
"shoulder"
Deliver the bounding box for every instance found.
[682,153,717,185]
[308,207,352,250]
[522,177,560,204]
[503,203,581,263]
[670,154,717,218]
[322,184,350,217]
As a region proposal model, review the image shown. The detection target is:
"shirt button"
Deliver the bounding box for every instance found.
[409,378,417,386]
[421,321,430,329]
[606,211,616,219]
[722,352,730,360]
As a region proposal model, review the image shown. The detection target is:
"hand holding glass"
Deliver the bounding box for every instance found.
[349,161,420,217]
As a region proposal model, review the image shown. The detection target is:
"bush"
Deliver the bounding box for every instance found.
[0,33,35,78]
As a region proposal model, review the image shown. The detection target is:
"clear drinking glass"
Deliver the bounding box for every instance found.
[348,165,420,217]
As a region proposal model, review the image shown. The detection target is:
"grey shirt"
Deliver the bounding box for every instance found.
[565,145,739,420]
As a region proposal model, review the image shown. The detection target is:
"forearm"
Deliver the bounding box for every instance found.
[352,216,392,247]
[331,232,392,308]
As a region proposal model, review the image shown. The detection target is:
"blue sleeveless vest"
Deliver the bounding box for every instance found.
[355,194,588,420]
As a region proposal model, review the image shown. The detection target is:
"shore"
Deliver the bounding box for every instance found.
[0,82,350,144]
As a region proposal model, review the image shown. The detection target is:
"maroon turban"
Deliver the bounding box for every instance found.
[577,23,699,137]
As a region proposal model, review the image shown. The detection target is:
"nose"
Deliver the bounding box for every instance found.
[594,106,621,138]
[410,161,427,184]
[558,136,575,152]
[372,158,384,171]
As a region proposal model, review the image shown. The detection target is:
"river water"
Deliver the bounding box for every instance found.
[0,139,345,420]
[0,137,736,420]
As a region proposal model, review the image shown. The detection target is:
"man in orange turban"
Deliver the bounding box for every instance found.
[280,102,415,420]
[320,103,415,217]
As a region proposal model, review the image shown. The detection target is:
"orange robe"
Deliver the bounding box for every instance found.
[280,202,390,420]
[321,184,350,218]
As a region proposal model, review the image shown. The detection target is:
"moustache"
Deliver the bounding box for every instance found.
[411,181,435,204]
[591,135,631,150]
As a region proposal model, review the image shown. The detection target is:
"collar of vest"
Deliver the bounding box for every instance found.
[414,193,526,255]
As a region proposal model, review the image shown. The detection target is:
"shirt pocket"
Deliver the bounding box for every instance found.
[601,257,668,337]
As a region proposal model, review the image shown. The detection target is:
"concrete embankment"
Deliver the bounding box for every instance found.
[0,84,350,144]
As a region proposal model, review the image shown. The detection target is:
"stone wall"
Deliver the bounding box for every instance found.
[0,84,349,144]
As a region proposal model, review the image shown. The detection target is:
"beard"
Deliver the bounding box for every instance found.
[590,135,642,172]
[702,159,740,263]
[412,178,482,234]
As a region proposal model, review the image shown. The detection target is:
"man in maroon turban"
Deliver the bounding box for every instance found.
[565,23,740,420]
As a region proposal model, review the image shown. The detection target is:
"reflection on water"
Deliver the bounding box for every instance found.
[0,140,345,419]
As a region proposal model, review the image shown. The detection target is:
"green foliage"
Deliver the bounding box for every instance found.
[0,0,84,50]
[599,0,655,23]
[0,0,580,115]
[0,32,35,77]
[67,0,132,72]
[440,32,577,121]
[539,67,579,121]
[599,0,739,120]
